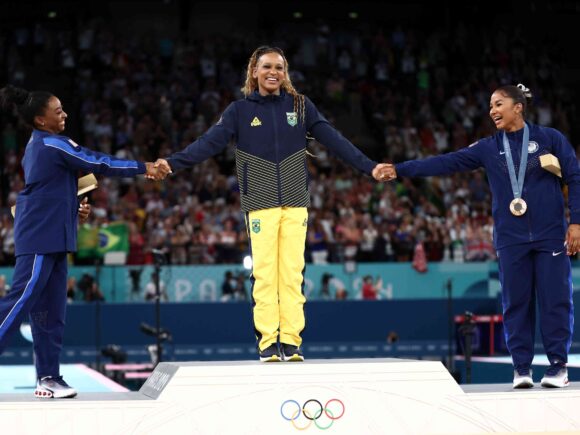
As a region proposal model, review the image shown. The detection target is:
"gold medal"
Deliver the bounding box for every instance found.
[510,198,527,216]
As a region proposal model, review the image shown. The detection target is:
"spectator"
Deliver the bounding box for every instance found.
[361,275,378,300]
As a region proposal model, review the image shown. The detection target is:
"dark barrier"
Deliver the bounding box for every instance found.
[6,298,497,348]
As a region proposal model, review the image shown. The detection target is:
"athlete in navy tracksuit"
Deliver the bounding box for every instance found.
[387,84,580,388]
[0,86,152,397]
[154,46,387,362]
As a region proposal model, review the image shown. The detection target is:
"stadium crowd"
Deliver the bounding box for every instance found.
[1,11,577,266]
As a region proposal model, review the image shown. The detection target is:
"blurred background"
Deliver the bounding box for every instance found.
[1,0,579,389]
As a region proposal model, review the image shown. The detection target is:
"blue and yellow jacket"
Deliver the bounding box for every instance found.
[395,123,580,249]
[14,129,145,255]
[167,90,377,212]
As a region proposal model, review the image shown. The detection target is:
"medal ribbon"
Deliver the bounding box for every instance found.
[503,123,529,200]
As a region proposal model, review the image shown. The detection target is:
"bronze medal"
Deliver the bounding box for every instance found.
[509,198,527,216]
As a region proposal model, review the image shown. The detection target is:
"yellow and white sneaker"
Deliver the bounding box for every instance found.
[281,343,304,362]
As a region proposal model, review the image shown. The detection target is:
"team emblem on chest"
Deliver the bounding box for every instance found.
[251,117,262,127]
[251,219,261,234]
[528,141,539,153]
[286,112,297,127]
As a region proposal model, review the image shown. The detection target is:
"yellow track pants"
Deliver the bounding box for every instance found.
[247,207,307,351]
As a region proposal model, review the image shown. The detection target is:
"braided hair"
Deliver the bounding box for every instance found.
[0,85,53,128]
[241,46,306,125]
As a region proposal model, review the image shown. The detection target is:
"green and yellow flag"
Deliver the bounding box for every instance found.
[97,222,129,256]
[77,225,99,259]
[77,222,129,258]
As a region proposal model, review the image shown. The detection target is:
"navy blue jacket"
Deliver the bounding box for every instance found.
[167,91,377,211]
[395,123,580,249]
[14,130,145,255]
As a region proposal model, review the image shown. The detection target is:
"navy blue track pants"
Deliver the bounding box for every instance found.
[498,239,573,370]
[0,253,67,378]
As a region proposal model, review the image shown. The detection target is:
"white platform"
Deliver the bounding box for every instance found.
[1,358,580,434]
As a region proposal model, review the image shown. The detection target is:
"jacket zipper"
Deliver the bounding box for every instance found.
[272,102,282,205]
[524,188,533,241]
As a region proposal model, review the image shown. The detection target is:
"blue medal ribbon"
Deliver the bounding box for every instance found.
[503,123,530,201]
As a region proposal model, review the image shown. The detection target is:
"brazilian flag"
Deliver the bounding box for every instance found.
[97,222,129,256]
[77,225,99,258]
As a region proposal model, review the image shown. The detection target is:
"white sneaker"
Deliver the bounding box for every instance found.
[35,376,77,398]
[541,366,569,388]
[513,369,534,389]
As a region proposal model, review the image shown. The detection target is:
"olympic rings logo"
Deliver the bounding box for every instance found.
[280,398,345,431]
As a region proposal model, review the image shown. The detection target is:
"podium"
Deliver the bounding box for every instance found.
[2,358,580,434]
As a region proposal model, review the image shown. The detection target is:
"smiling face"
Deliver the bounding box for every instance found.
[489,90,524,132]
[253,52,286,96]
[34,96,67,134]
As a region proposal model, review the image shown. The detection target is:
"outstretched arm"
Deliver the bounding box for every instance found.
[305,97,377,175]
[163,104,237,172]
[394,143,483,178]
[44,136,146,177]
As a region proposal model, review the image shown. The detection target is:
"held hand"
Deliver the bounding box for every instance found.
[372,163,397,182]
[78,197,91,224]
[566,224,580,256]
[154,158,172,176]
[145,160,171,181]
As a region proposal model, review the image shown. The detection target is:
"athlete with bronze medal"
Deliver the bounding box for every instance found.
[384,83,580,389]
[503,123,529,217]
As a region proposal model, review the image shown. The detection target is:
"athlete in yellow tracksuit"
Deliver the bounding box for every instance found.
[158,46,387,361]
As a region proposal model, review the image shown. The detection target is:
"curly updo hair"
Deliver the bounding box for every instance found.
[0,85,53,128]
[494,83,533,116]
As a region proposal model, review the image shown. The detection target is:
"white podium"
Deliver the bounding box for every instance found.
[1,358,580,434]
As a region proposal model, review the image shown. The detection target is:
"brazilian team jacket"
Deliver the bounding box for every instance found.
[166,90,377,212]
[395,123,580,249]
[14,129,145,256]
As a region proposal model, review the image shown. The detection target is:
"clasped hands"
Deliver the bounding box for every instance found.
[146,160,397,182]
[371,163,397,182]
[145,159,173,181]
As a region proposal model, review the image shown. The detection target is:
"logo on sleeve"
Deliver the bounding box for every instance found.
[286,112,297,127]
[68,139,79,148]
[250,117,262,127]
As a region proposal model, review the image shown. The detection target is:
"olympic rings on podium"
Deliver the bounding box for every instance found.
[280,398,345,430]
